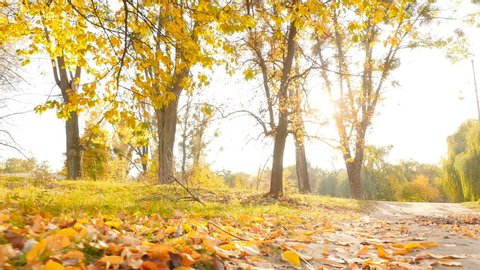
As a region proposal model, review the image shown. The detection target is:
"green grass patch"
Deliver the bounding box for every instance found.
[0,176,364,220]
[462,201,480,211]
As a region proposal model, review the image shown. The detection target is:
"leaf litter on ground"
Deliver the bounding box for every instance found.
[0,179,479,269]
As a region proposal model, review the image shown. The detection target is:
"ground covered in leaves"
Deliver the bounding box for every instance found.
[0,177,479,269]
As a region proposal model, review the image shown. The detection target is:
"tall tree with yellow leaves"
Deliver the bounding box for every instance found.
[313,0,437,199]
[7,0,104,179]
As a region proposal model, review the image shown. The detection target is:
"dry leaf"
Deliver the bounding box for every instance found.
[281,250,301,266]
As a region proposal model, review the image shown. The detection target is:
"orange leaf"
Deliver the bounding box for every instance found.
[100,255,124,264]
[377,246,392,260]
[41,260,65,270]
[65,250,84,260]
[181,253,196,267]
[27,240,47,262]
[141,261,158,270]
[356,246,369,256]
[45,234,70,250]
[148,244,177,259]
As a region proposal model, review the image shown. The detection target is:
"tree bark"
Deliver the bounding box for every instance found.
[345,159,364,200]
[269,20,297,198]
[52,56,82,179]
[270,113,288,197]
[65,111,82,179]
[294,137,310,193]
[155,98,179,184]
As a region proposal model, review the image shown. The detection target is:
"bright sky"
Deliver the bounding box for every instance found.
[2,1,480,175]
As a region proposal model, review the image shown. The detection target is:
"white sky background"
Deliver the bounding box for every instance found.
[2,0,480,175]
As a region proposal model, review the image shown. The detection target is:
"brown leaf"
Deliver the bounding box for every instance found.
[59,218,77,229]
[212,256,225,270]
[169,252,183,268]
[3,231,25,250]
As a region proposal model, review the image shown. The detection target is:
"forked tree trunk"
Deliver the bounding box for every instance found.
[52,56,82,179]
[294,138,310,193]
[65,111,82,179]
[155,98,180,184]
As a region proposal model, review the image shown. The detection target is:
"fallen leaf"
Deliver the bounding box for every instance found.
[356,246,369,256]
[3,231,25,249]
[41,260,66,270]
[377,246,392,260]
[100,255,124,264]
[281,250,301,266]
[27,239,47,262]
[316,257,345,268]
[438,260,463,267]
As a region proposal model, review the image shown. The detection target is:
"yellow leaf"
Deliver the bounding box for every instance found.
[27,240,47,262]
[100,255,124,264]
[165,226,177,234]
[281,250,301,266]
[219,243,236,250]
[41,260,65,270]
[105,221,121,229]
[321,247,329,256]
[377,246,392,260]
[56,228,77,238]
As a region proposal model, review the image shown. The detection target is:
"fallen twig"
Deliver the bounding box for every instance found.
[208,221,252,241]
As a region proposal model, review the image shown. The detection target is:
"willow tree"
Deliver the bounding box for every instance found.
[443,120,480,202]
[9,0,103,179]
[314,0,436,199]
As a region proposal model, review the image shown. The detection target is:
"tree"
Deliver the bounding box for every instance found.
[0,9,27,156]
[442,120,480,201]
[10,0,105,179]
[178,95,215,180]
[314,0,437,199]
[96,0,236,184]
[1,158,36,174]
[81,121,111,180]
[241,0,316,197]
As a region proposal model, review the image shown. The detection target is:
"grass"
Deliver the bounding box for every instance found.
[0,176,365,222]
[462,201,480,211]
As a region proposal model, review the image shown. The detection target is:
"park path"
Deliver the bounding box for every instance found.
[280,202,480,269]
[366,201,480,269]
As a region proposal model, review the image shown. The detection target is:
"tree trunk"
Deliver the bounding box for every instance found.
[155,98,180,184]
[346,160,364,200]
[270,113,288,197]
[65,111,81,179]
[140,145,148,174]
[52,56,82,180]
[294,138,310,193]
[269,19,297,198]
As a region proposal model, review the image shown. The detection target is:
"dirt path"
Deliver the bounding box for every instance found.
[365,201,480,269]
[284,202,480,269]
[368,201,477,219]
